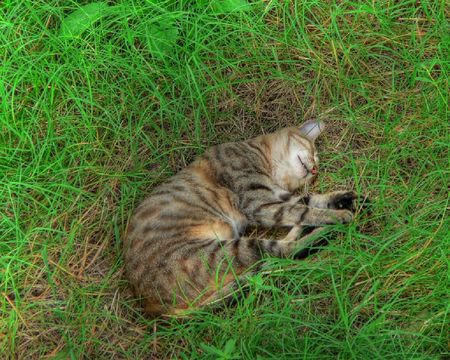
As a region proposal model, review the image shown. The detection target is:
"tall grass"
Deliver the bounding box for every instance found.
[1,0,448,358]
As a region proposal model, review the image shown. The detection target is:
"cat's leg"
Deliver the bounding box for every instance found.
[239,182,356,228]
[204,230,328,273]
[236,229,323,258]
[177,229,330,315]
[288,191,362,211]
[249,199,354,228]
[246,190,365,228]
[288,226,326,249]
[266,192,358,245]
[233,229,327,259]
[283,225,302,242]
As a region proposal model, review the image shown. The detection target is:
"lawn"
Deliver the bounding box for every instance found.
[1,0,448,358]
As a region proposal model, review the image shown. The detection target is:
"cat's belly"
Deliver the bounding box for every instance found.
[187,212,247,240]
[224,212,247,238]
[214,194,248,238]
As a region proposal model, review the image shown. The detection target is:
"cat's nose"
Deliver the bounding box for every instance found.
[311,166,318,175]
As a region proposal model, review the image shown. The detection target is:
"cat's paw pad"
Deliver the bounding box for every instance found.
[329,191,358,211]
[330,191,369,213]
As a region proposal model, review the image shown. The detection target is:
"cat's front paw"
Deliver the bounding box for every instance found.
[336,209,354,224]
[329,191,358,211]
[329,191,369,213]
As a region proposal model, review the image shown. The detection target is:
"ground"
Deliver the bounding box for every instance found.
[1,1,448,359]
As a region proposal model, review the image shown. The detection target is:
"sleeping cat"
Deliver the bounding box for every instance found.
[124,119,360,317]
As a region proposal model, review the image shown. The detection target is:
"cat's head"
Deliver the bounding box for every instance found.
[268,119,325,191]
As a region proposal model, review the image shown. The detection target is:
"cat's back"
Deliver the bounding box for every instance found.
[126,140,261,245]
[124,155,247,298]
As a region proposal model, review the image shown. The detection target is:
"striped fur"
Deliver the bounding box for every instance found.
[124,120,358,316]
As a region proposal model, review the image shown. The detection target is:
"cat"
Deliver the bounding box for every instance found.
[124,119,360,317]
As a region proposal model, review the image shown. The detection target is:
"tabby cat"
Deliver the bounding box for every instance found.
[124,120,360,317]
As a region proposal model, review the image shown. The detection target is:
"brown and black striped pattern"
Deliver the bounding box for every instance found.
[124,120,359,316]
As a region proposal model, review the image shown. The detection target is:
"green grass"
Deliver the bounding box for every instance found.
[1,0,448,358]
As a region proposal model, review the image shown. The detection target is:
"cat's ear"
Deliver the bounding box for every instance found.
[299,119,325,141]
